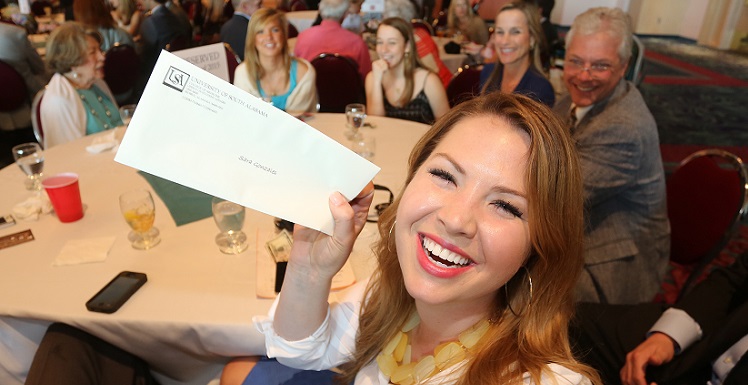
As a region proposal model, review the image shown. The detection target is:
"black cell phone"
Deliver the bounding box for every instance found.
[86,271,147,314]
[274,262,287,293]
[0,215,16,230]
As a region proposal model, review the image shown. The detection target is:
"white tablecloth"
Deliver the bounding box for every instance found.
[0,113,429,385]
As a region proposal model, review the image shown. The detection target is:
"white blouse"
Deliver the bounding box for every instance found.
[254,280,591,385]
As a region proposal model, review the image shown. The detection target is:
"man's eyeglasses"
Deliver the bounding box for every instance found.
[565,58,614,76]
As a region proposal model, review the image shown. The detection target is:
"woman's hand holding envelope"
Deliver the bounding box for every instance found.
[273,182,375,341]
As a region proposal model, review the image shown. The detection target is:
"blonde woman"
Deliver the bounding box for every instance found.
[446,0,489,45]
[233,8,317,113]
[480,2,554,107]
[366,17,449,124]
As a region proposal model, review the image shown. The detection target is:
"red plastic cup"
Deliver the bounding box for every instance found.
[42,173,84,223]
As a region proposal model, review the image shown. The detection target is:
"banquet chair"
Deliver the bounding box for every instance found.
[311,53,365,113]
[224,43,241,84]
[289,0,308,11]
[446,64,481,107]
[166,35,191,52]
[288,23,299,39]
[666,149,748,300]
[625,35,645,87]
[0,59,29,112]
[411,19,434,35]
[30,0,53,16]
[104,43,141,105]
[0,59,32,131]
[31,90,45,147]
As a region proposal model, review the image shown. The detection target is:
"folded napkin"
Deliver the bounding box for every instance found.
[12,193,53,221]
[137,171,213,226]
[86,130,119,153]
[53,236,116,266]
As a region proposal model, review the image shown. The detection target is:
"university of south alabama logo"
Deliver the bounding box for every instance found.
[163,66,189,91]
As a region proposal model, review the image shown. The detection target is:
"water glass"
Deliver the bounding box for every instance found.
[119,189,161,250]
[212,197,248,254]
[118,104,137,126]
[345,103,366,140]
[12,142,44,191]
[350,132,376,160]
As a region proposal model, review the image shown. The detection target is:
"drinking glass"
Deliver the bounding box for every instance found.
[212,197,248,254]
[345,103,366,140]
[12,142,44,191]
[350,131,376,160]
[119,189,161,250]
[118,104,137,126]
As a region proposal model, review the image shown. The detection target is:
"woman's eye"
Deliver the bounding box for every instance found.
[428,168,455,185]
[492,200,524,218]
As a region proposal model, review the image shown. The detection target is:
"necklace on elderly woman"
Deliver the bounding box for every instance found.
[78,89,118,131]
[376,312,490,385]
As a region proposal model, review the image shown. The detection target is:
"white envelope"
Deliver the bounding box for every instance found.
[115,50,380,235]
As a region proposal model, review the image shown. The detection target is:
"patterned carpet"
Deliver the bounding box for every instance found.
[639,37,748,170]
[639,37,748,303]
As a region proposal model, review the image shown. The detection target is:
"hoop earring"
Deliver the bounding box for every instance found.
[387,220,397,253]
[505,265,533,317]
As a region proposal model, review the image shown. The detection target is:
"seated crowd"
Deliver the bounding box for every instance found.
[5,0,746,384]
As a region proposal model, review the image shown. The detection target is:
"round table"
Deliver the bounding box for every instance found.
[0,113,429,385]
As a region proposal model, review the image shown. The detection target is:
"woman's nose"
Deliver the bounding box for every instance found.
[436,193,478,239]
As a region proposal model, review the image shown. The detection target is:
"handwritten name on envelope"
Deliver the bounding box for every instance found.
[115,50,380,235]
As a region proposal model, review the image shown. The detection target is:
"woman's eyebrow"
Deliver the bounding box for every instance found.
[431,153,527,199]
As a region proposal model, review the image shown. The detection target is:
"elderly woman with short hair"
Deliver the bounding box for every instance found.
[41,22,122,149]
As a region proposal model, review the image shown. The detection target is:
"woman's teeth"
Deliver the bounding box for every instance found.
[422,237,470,267]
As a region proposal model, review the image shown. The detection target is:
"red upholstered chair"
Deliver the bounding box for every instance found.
[31,90,45,147]
[290,0,308,11]
[666,149,748,299]
[288,22,299,39]
[0,59,29,112]
[30,0,53,16]
[446,64,481,107]
[310,53,365,113]
[166,35,191,52]
[223,43,240,84]
[104,43,141,104]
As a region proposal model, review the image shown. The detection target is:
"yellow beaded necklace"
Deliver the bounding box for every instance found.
[376,312,490,385]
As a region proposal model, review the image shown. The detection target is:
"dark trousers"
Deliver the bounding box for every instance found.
[25,323,159,385]
[570,303,712,385]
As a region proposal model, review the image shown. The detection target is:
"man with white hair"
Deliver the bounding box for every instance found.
[293,0,371,80]
[553,7,669,305]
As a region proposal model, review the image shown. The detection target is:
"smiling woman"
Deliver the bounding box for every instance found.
[232,8,318,113]
[479,1,555,107]
[221,92,601,385]
[40,22,123,149]
[365,17,450,124]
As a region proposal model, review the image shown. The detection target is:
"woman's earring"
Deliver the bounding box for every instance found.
[72,71,79,79]
[387,220,397,253]
[505,265,533,317]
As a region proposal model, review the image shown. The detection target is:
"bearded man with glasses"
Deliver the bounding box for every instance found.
[553,7,669,305]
